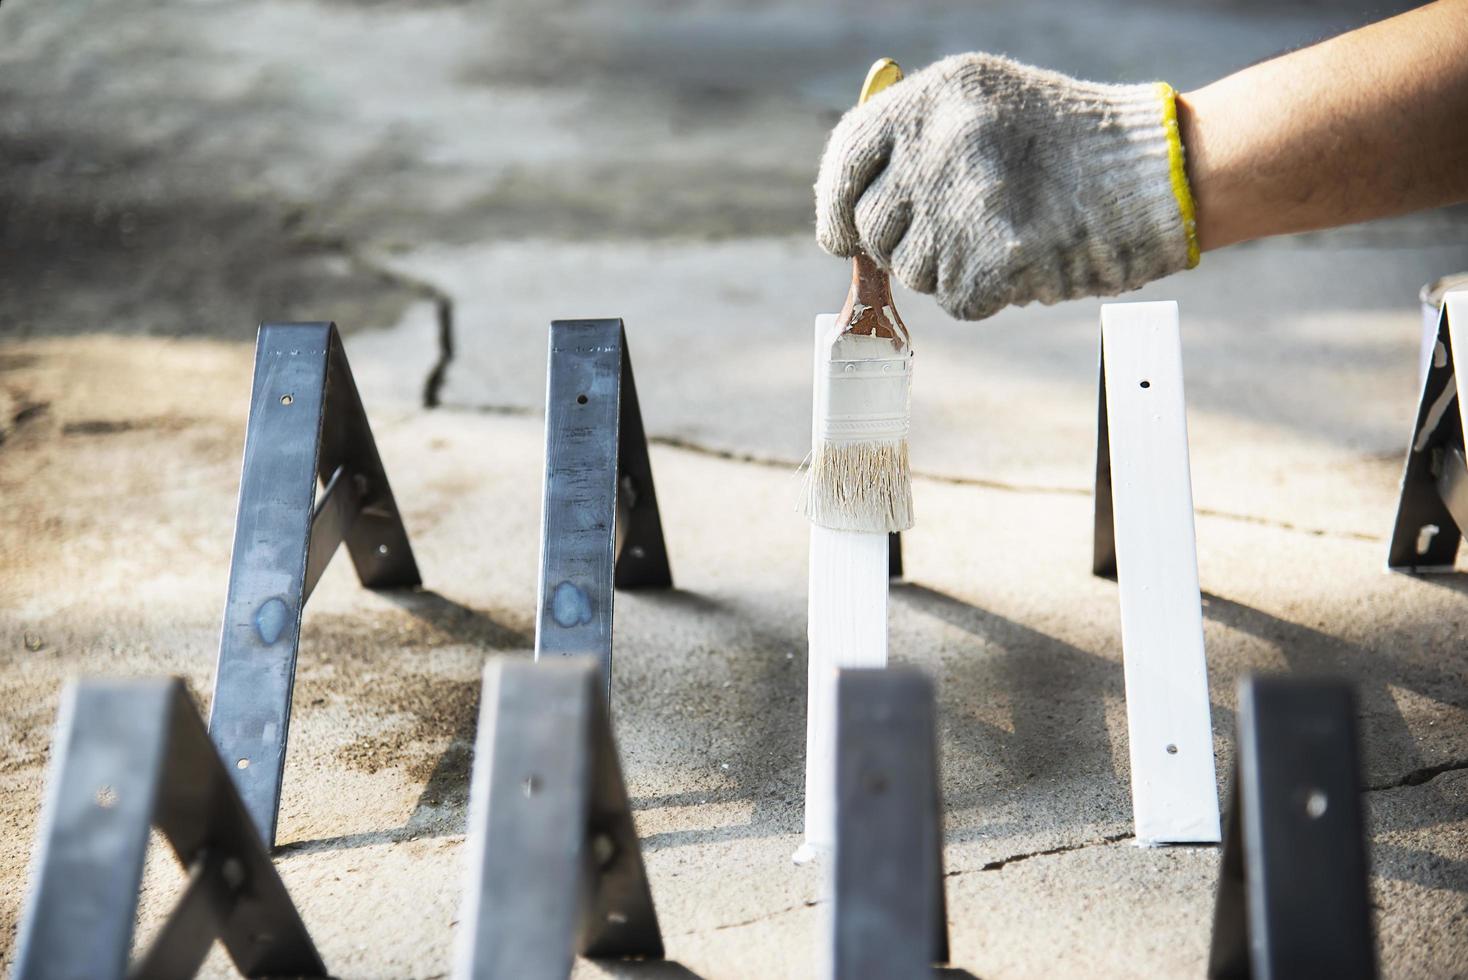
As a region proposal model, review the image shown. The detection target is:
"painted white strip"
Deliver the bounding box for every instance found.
[800,313,889,860]
[1101,301,1220,844]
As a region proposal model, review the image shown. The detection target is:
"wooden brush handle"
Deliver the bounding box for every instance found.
[840,58,907,340]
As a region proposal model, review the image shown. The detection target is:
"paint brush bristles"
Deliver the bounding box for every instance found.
[801,254,915,533]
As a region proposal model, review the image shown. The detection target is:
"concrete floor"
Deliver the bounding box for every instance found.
[4,0,1468,976]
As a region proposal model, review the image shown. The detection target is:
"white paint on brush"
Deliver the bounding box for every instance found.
[1100,301,1221,845]
[799,314,890,862]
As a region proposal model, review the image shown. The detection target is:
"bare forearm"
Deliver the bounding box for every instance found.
[1179,0,1468,251]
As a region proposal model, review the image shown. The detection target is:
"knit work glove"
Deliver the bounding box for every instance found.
[815,53,1200,320]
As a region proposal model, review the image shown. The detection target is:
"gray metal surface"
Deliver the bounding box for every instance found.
[830,668,949,980]
[12,678,325,979]
[209,322,420,848]
[1208,675,1375,980]
[1388,304,1466,570]
[536,319,671,698]
[455,659,662,979]
[1093,341,1118,578]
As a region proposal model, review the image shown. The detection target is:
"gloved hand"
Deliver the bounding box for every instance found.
[815,53,1200,320]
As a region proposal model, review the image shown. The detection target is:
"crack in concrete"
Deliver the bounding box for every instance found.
[672,899,823,939]
[302,238,458,409]
[646,435,1383,543]
[1366,758,1468,792]
[947,831,1134,877]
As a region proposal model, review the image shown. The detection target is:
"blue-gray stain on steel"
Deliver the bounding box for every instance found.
[550,581,593,628]
[254,596,291,645]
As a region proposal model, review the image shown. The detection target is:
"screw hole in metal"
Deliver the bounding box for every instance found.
[236,758,250,770]
[522,775,540,798]
[1165,743,1178,755]
[280,394,293,406]
[1139,380,1151,389]
[377,544,390,556]
[576,394,588,405]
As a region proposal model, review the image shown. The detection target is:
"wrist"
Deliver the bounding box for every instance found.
[1177,85,1255,251]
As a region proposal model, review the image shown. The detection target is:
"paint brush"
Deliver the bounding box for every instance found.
[802,58,914,534]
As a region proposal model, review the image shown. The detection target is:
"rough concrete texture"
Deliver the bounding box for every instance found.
[3,0,1468,977]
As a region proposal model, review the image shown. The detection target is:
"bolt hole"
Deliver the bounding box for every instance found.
[280,394,293,405]
[576,394,588,405]
[95,785,118,808]
[236,758,250,770]
[1139,380,1151,389]
[1305,789,1328,819]
[377,544,390,556]
[522,775,540,798]
[1165,743,1178,755]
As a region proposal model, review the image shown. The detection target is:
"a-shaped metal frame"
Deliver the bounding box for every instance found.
[1208,675,1375,979]
[536,319,672,699]
[1092,301,1220,845]
[831,669,949,980]
[210,322,421,848]
[454,658,662,978]
[1389,291,1468,571]
[13,678,326,980]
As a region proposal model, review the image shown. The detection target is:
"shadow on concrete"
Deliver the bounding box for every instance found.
[283,591,531,853]
[384,587,533,649]
[621,588,807,851]
[1200,590,1468,893]
[591,961,706,979]
[891,582,1127,841]
[1371,841,1468,895]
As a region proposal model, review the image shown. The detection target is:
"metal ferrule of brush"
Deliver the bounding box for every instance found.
[818,354,913,444]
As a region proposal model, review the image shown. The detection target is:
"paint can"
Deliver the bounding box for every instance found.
[1419,272,1468,383]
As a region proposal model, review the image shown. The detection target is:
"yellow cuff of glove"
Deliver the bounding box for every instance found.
[1156,82,1201,270]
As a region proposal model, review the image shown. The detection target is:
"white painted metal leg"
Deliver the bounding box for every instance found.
[1099,301,1221,844]
[800,314,889,860]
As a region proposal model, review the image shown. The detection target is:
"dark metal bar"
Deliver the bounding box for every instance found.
[455,659,662,978]
[14,678,325,979]
[831,668,949,980]
[537,319,671,700]
[612,330,672,591]
[1093,342,1117,578]
[887,531,903,580]
[209,322,420,848]
[303,465,360,603]
[127,851,240,980]
[1388,304,1465,570]
[1208,675,1375,980]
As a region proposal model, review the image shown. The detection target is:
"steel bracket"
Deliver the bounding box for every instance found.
[1208,675,1375,979]
[455,658,663,977]
[209,322,421,848]
[14,678,325,980]
[536,319,672,698]
[1388,291,1468,571]
[1091,301,1220,844]
[831,668,949,979]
